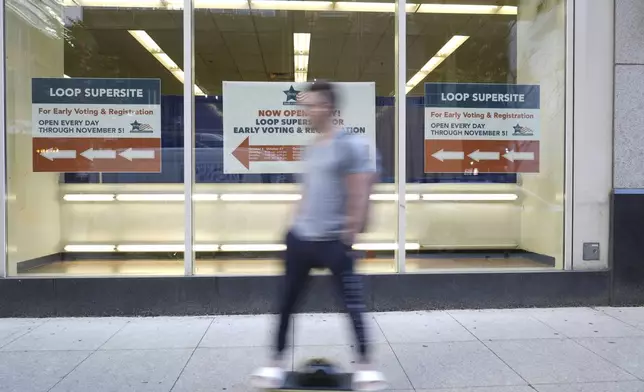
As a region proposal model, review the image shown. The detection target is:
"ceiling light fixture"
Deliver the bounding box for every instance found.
[405,35,469,94]
[293,33,311,83]
[416,4,517,14]
[128,30,206,96]
[252,0,331,10]
[63,0,166,7]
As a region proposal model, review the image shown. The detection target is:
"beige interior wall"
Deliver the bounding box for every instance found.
[5,2,64,274]
[60,183,521,248]
[516,0,566,267]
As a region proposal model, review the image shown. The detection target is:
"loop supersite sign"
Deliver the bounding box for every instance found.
[223,81,376,174]
[424,83,540,174]
[31,78,162,173]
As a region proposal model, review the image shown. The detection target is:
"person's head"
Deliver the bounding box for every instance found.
[302,80,337,131]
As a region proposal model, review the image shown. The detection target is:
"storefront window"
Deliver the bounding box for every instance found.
[405,0,566,270]
[5,1,185,276]
[3,0,566,276]
[192,2,397,275]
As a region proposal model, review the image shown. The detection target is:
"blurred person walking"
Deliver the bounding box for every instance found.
[250,80,385,391]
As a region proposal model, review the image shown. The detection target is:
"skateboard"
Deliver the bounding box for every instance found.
[268,358,354,392]
[272,371,354,392]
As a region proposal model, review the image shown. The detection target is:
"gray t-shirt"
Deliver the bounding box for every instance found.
[292,131,375,241]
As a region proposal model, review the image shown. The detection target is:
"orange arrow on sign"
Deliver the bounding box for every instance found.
[232,136,304,169]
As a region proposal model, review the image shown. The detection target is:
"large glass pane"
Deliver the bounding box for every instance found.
[5,1,185,276]
[192,1,397,275]
[405,0,566,271]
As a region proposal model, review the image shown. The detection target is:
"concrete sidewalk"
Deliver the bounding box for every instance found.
[0,307,643,392]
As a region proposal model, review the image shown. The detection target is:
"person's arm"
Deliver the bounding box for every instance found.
[344,172,374,245]
[342,139,376,245]
[290,175,305,226]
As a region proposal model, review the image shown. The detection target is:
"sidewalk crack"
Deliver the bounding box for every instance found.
[46,318,131,392]
[372,314,416,391]
[170,316,216,391]
[445,311,533,388]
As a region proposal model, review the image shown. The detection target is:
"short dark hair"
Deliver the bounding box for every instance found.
[307,80,337,109]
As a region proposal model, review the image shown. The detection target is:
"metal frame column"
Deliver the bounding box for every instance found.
[183,0,195,275]
[564,0,575,270]
[394,0,406,273]
[0,0,6,278]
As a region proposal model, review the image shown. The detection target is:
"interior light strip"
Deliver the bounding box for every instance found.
[115,193,185,201]
[293,33,311,83]
[421,193,518,201]
[63,194,116,201]
[64,244,116,252]
[370,194,420,201]
[353,243,420,251]
[63,193,517,202]
[128,30,206,96]
[63,0,517,15]
[115,244,220,252]
[117,244,185,252]
[64,243,421,252]
[193,193,219,201]
[219,194,302,201]
[220,244,287,252]
[405,35,469,94]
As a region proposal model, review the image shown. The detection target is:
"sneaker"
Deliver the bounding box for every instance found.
[249,366,286,389]
[352,369,387,391]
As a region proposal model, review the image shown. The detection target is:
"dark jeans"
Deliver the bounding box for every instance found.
[275,231,369,362]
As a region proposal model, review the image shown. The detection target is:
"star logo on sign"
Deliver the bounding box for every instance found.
[283,86,300,102]
[513,123,522,133]
[131,120,142,132]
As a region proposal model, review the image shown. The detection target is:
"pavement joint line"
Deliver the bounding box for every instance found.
[95,319,131,351]
[45,318,132,392]
[525,311,573,339]
[372,313,416,391]
[527,380,644,387]
[170,315,216,391]
[445,310,533,388]
[596,307,644,333]
[0,319,50,350]
[570,337,644,382]
[45,351,95,392]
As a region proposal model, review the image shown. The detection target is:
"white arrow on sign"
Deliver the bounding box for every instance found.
[503,150,535,162]
[81,148,116,161]
[119,148,155,161]
[432,149,464,162]
[40,150,76,161]
[468,150,500,162]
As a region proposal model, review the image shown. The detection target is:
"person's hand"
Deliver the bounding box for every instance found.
[341,230,356,247]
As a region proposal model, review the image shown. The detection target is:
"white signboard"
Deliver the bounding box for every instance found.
[223,82,376,173]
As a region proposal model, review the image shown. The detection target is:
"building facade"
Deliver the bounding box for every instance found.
[0,0,639,316]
